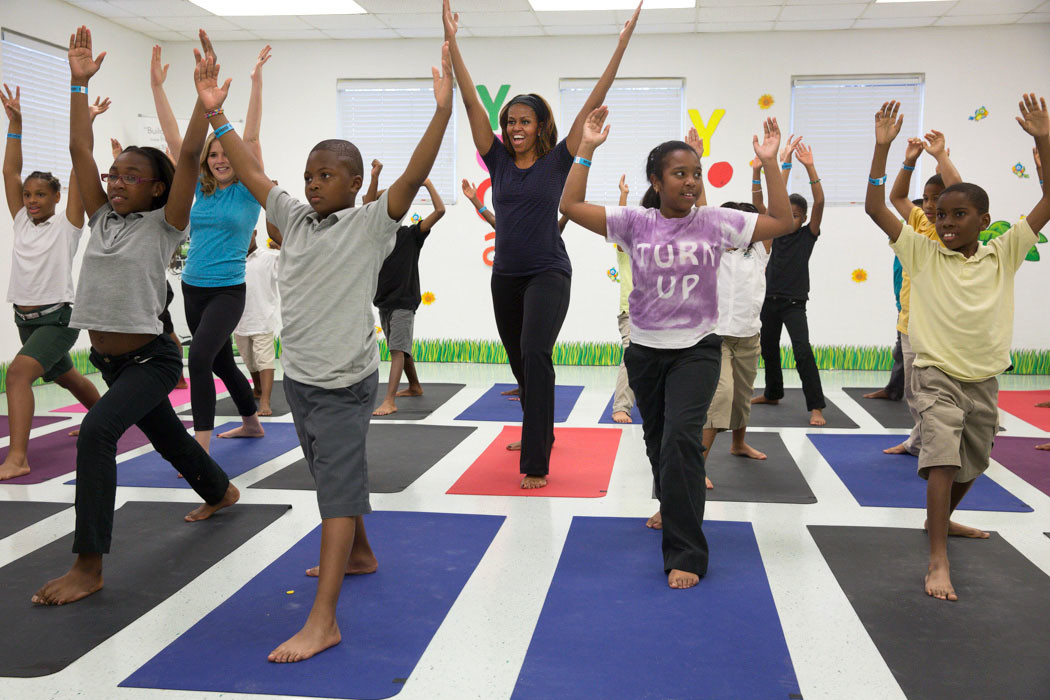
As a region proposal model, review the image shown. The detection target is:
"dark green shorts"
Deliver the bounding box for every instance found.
[14,304,80,382]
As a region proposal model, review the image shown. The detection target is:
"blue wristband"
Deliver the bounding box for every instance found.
[752,179,761,184]
[901,163,915,171]
[477,205,488,214]
[6,133,21,139]
[70,85,87,94]
[213,123,234,139]
[573,156,592,168]
[781,162,792,170]
[869,175,887,186]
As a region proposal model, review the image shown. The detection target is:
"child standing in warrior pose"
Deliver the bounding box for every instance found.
[864,96,1050,601]
[443,0,641,487]
[0,85,104,481]
[234,229,280,416]
[560,108,795,589]
[33,27,238,606]
[193,35,453,661]
[751,138,827,426]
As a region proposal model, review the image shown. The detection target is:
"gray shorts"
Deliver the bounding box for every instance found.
[283,371,378,519]
[379,308,415,354]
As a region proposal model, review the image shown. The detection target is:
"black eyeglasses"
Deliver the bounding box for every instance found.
[101,174,160,185]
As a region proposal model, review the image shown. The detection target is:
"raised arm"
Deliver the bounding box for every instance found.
[922,130,961,186]
[864,101,906,241]
[777,133,801,190]
[1017,93,1050,234]
[794,141,823,235]
[418,178,445,232]
[564,2,641,156]
[443,0,494,156]
[617,173,629,207]
[362,159,382,205]
[750,159,766,215]
[67,27,108,218]
[684,128,707,206]
[750,118,795,243]
[2,84,23,218]
[559,106,610,237]
[243,44,270,168]
[462,178,496,228]
[150,45,183,161]
[64,96,110,227]
[889,136,923,219]
[1035,145,1044,186]
[386,43,454,222]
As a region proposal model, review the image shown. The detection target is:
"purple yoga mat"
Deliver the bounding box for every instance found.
[991,436,1050,498]
[0,415,66,439]
[0,421,191,485]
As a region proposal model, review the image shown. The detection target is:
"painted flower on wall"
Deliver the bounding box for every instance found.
[758,94,775,110]
[421,291,436,305]
[607,267,620,283]
[375,325,383,335]
[851,268,868,283]
[969,106,989,122]
[1013,163,1030,179]
[411,213,423,223]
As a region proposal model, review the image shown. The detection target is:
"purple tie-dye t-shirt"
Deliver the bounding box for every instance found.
[605,205,757,349]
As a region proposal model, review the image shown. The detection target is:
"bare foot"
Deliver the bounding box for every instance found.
[184,483,240,522]
[863,388,891,399]
[924,519,990,539]
[925,561,957,601]
[506,440,521,451]
[705,476,714,489]
[268,619,342,663]
[883,441,910,455]
[1036,443,1050,451]
[305,553,379,577]
[751,395,778,405]
[809,409,826,426]
[520,475,547,489]
[611,411,632,424]
[646,511,662,529]
[176,378,188,390]
[32,556,103,605]
[395,385,423,397]
[1036,400,1050,408]
[372,399,397,416]
[730,443,767,460]
[0,458,31,481]
[217,424,265,439]
[257,403,273,417]
[668,569,699,589]
[68,428,80,437]
[500,387,519,396]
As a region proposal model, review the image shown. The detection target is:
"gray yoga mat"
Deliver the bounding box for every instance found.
[0,502,71,541]
[187,379,291,418]
[250,424,476,493]
[842,387,915,429]
[809,525,1050,700]
[706,432,816,504]
[748,388,859,429]
[0,501,290,677]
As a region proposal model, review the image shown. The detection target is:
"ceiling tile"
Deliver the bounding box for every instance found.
[191,29,262,40]
[1021,11,1050,21]
[534,10,620,25]
[375,12,444,28]
[936,13,1025,25]
[948,0,1043,15]
[783,0,861,4]
[775,18,855,30]
[778,3,866,21]
[63,0,136,18]
[149,15,240,31]
[697,0,786,5]
[853,17,936,29]
[224,15,314,30]
[393,26,447,38]
[861,2,951,19]
[149,30,199,41]
[301,14,388,29]
[111,16,169,32]
[614,8,697,24]
[253,29,331,40]
[697,5,780,22]
[322,28,402,38]
[470,25,547,36]
[359,0,520,12]
[696,20,775,32]
[635,22,698,33]
[457,11,540,27]
[107,0,212,17]
[543,24,623,35]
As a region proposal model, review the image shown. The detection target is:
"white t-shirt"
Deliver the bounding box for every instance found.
[7,207,84,306]
[715,243,769,338]
[235,247,280,336]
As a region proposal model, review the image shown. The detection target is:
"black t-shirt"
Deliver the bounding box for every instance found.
[482,137,573,277]
[765,224,818,299]
[373,223,429,311]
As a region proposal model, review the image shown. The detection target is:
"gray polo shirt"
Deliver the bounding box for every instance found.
[266,186,402,389]
[70,202,186,335]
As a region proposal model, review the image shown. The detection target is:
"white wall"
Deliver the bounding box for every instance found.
[2,10,1049,361]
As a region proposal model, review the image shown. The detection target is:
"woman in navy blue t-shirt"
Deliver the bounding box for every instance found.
[443,0,641,488]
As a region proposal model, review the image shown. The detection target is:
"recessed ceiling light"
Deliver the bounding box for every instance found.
[529,0,694,10]
[189,0,365,15]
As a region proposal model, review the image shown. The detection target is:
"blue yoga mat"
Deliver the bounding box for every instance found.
[512,517,799,700]
[808,433,1032,512]
[597,392,642,425]
[122,510,504,699]
[67,421,302,489]
[455,383,584,423]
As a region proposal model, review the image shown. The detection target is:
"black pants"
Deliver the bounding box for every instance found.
[490,270,571,476]
[74,335,230,553]
[759,296,826,411]
[625,336,721,576]
[182,282,257,431]
[882,331,905,400]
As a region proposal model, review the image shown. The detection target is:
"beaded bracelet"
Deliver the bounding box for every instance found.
[809,178,821,185]
[204,108,224,119]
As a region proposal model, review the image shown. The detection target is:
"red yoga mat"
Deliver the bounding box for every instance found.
[997,390,1050,432]
[446,426,621,498]
[51,377,228,413]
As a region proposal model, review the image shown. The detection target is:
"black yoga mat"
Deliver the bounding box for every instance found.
[748,388,858,428]
[250,424,476,493]
[706,432,816,504]
[0,501,290,677]
[0,502,71,541]
[187,379,291,417]
[809,525,1050,700]
[370,383,466,421]
[842,387,915,429]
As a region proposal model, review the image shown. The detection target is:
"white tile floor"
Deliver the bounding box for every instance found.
[2,361,1050,700]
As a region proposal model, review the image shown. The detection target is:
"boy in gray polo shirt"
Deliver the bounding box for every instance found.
[193,38,453,663]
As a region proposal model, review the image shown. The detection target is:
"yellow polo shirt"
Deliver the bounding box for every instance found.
[890,220,1036,382]
[896,207,943,335]
[616,247,633,314]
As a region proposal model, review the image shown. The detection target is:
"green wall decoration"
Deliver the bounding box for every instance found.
[476,84,511,132]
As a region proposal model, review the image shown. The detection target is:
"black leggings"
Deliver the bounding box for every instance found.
[182,282,257,431]
[490,270,571,476]
[75,335,229,553]
[759,296,826,411]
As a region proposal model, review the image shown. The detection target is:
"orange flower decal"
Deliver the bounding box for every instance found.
[421,291,436,305]
[375,325,383,335]
[851,268,868,283]
[758,94,775,110]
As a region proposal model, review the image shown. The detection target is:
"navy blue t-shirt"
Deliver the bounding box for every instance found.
[765,224,818,300]
[482,138,573,277]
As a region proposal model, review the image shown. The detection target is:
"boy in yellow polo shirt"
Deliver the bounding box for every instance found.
[863,94,1050,603]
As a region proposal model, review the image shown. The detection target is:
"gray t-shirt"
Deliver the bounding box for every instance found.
[266,186,402,389]
[70,203,186,334]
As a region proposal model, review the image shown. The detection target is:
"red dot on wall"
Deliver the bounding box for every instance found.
[707,161,733,188]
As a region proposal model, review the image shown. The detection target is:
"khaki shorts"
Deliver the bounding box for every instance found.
[235,332,275,373]
[705,333,761,431]
[913,365,998,483]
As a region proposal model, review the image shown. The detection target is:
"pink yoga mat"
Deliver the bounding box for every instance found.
[0,420,191,485]
[51,377,227,413]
